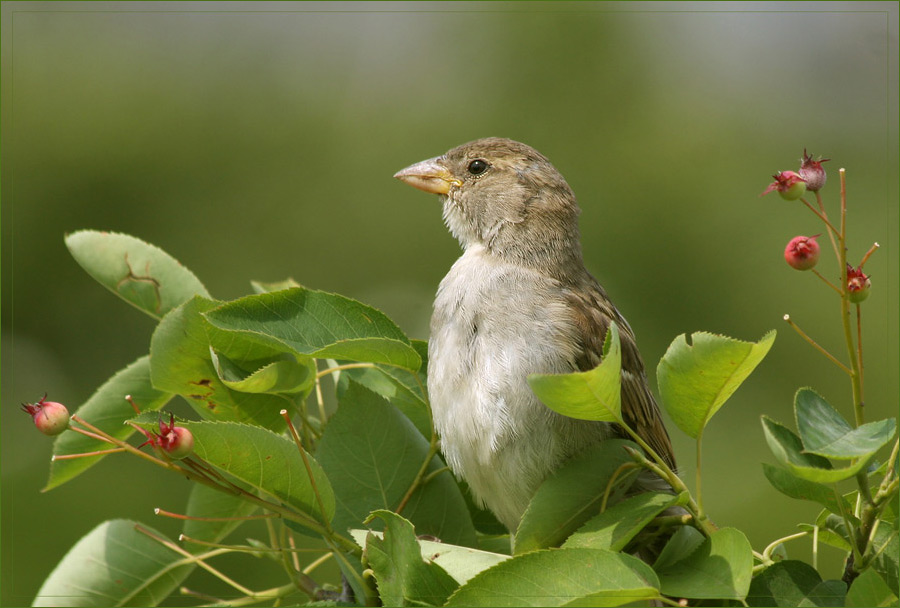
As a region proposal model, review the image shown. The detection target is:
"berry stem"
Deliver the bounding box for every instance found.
[859,242,880,269]
[801,197,841,237]
[155,508,277,522]
[782,315,851,375]
[280,409,334,537]
[51,447,127,460]
[66,424,117,444]
[813,191,842,261]
[812,269,843,295]
[835,169,865,428]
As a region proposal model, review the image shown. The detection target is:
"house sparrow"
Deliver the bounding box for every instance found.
[394,137,675,533]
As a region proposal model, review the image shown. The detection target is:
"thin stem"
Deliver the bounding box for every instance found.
[314,365,328,426]
[859,242,880,269]
[315,362,375,379]
[180,586,225,604]
[801,197,841,235]
[285,525,302,573]
[783,315,851,374]
[833,485,863,566]
[281,410,334,537]
[622,444,716,536]
[178,535,316,553]
[856,304,865,406]
[601,462,641,512]
[52,447,127,460]
[812,525,819,571]
[761,531,809,563]
[420,466,451,486]
[812,269,843,295]
[66,424,117,444]
[135,524,257,597]
[302,551,334,575]
[188,583,298,608]
[155,508,275,522]
[395,432,441,515]
[836,169,865,428]
[696,431,704,521]
[125,394,142,415]
[814,191,842,261]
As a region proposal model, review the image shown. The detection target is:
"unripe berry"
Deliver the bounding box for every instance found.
[22,395,69,436]
[784,235,820,271]
[847,264,871,303]
[761,171,806,201]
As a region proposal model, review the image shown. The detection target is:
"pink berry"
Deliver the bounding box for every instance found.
[160,426,194,460]
[138,413,194,459]
[784,235,821,271]
[22,395,70,436]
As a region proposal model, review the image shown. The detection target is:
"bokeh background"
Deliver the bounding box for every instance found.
[2,1,897,605]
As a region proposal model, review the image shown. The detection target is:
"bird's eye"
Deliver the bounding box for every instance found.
[467,159,489,175]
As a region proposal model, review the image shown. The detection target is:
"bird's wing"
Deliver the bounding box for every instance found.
[563,280,677,470]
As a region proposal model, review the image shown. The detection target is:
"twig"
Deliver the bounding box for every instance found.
[783,315,851,374]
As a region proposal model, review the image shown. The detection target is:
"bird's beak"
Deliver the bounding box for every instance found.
[393,157,462,195]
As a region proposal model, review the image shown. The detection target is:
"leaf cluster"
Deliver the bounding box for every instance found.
[29,231,898,607]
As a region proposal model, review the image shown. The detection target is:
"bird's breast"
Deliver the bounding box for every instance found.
[428,246,582,463]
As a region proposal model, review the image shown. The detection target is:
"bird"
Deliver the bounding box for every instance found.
[393,137,675,534]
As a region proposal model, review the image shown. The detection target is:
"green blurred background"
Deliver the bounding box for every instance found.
[2,2,897,605]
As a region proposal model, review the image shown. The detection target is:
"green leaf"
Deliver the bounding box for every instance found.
[872,528,899,596]
[527,323,621,422]
[653,525,706,572]
[337,362,432,438]
[350,529,511,585]
[363,511,459,606]
[563,491,685,552]
[747,560,846,606]
[762,416,870,483]
[250,277,302,293]
[657,330,775,439]
[182,421,335,528]
[32,520,188,606]
[446,548,660,607]
[846,568,899,607]
[209,349,317,395]
[795,388,897,460]
[654,527,753,600]
[149,296,290,430]
[65,230,210,320]
[203,287,422,371]
[797,523,852,552]
[515,439,641,554]
[45,356,172,491]
[316,381,476,546]
[762,463,853,515]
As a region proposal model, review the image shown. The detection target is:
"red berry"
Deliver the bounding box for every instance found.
[22,395,70,436]
[784,235,821,271]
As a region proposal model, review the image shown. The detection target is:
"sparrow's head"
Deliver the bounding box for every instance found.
[394,137,583,270]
